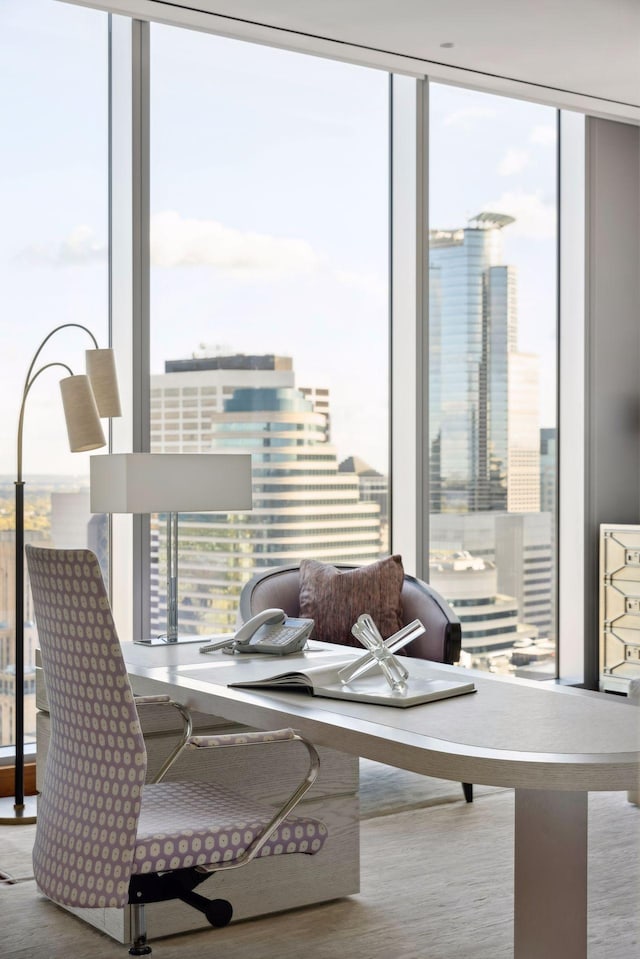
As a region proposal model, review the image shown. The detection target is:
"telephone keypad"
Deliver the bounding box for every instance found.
[251,625,303,647]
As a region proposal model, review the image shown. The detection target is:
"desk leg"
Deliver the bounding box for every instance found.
[514,789,587,959]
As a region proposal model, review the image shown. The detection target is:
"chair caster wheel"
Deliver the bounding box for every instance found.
[205,899,233,928]
[129,944,152,956]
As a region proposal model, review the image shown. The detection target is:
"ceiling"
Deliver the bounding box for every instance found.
[164,0,640,112]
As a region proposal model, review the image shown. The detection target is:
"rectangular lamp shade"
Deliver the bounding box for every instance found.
[90,453,253,513]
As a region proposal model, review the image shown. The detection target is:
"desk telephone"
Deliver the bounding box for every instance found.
[199,608,314,656]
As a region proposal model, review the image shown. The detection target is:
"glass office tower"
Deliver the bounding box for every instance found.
[150,359,383,634]
[429,212,540,515]
[429,213,551,673]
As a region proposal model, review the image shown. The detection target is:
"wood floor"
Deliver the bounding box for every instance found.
[1,773,638,959]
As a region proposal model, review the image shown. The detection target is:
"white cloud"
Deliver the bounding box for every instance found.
[530,125,556,146]
[498,148,530,176]
[483,191,556,239]
[443,106,497,130]
[16,225,106,266]
[150,210,321,277]
[334,269,387,299]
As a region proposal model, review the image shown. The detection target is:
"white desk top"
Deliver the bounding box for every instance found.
[124,641,640,793]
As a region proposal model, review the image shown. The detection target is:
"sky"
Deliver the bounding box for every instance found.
[0,0,557,479]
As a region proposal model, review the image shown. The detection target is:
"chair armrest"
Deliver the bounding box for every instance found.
[187,728,297,748]
[134,696,194,784]
[134,694,173,705]
[188,728,322,872]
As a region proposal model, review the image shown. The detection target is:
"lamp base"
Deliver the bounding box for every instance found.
[0,794,37,825]
[134,634,209,646]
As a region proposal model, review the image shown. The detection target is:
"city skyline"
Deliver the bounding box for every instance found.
[0,1,559,744]
[149,353,384,634]
[1,2,556,477]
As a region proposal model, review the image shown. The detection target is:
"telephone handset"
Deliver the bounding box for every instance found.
[199,608,314,656]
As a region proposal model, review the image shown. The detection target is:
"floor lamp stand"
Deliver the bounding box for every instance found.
[0,481,37,824]
[0,324,121,826]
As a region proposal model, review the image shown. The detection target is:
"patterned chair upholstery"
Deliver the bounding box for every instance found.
[26,546,327,956]
[239,563,473,804]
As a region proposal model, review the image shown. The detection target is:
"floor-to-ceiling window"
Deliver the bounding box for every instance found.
[428,83,558,678]
[0,2,568,702]
[147,24,390,636]
[0,0,108,748]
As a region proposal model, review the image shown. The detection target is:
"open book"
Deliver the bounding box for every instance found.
[229,659,476,708]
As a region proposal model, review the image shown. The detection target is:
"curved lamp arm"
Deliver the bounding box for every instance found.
[20,323,99,401]
[16,361,74,482]
[17,322,120,480]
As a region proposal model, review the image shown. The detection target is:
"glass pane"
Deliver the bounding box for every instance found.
[429,83,557,679]
[0,1,108,748]
[149,25,389,637]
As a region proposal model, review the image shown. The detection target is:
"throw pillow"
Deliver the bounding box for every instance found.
[299,555,405,648]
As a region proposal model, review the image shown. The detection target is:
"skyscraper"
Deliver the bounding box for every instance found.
[540,427,557,516]
[429,212,540,513]
[428,214,552,672]
[150,353,382,634]
[430,511,554,653]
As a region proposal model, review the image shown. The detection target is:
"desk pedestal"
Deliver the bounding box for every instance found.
[515,789,588,959]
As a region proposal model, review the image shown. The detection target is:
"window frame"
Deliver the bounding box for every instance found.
[106,12,640,691]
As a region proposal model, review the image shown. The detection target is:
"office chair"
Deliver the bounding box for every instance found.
[26,546,328,956]
[239,562,473,803]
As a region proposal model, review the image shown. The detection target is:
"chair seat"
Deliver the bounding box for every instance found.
[132,781,328,874]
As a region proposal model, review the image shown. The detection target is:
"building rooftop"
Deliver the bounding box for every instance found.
[339,456,382,477]
[165,353,293,374]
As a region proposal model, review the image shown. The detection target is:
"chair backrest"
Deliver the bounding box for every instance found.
[26,546,147,909]
[239,564,461,664]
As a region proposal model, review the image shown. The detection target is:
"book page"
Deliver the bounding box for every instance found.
[239,657,356,689]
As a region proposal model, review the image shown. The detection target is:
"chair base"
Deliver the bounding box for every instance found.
[129,943,152,956]
[127,868,234,953]
[129,903,152,956]
[462,782,474,803]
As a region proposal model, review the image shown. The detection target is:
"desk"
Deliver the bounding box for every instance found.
[125,641,640,959]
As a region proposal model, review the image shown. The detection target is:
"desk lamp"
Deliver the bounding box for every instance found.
[90,453,252,644]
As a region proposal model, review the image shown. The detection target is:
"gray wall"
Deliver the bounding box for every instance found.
[584,117,640,687]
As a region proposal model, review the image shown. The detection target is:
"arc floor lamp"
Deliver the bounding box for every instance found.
[0,324,121,825]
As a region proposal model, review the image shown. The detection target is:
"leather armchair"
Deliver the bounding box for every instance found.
[239,563,462,665]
